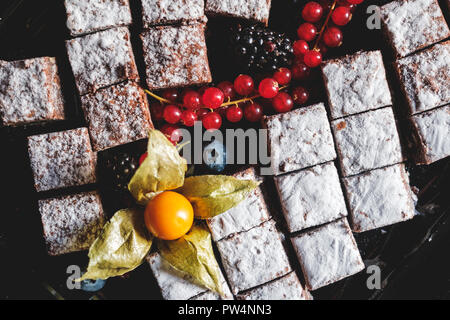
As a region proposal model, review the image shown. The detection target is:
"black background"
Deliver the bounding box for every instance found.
[0,0,449,300]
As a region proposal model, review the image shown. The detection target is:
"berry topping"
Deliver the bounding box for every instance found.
[291,86,309,105]
[302,2,324,23]
[161,124,182,145]
[202,112,222,130]
[297,23,317,42]
[291,62,311,80]
[323,27,343,47]
[331,6,352,26]
[272,92,294,113]
[163,105,182,124]
[202,87,224,109]
[226,105,244,123]
[162,88,179,102]
[218,81,236,100]
[293,40,309,58]
[244,102,263,122]
[104,152,138,193]
[347,0,363,4]
[273,68,292,86]
[150,103,165,121]
[234,74,255,96]
[139,152,148,165]
[183,90,201,109]
[196,108,210,120]
[304,50,322,67]
[259,78,279,98]
[181,110,198,127]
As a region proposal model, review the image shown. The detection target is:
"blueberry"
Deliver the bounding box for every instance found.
[80,278,106,292]
[204,140,226,173]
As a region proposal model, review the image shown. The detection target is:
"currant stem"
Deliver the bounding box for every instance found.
[144,89,171,104]
[313,0,338,51]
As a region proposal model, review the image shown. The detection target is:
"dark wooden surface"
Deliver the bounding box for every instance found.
[0,0,449,300]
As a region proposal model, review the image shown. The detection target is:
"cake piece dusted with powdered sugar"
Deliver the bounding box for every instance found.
[39,192,105,256]
[141,23,212,90]
[380,0,450,57]
[331,107,404,177]
[141,0,205,28]
[64,0,132,36]
[147,253,233,300]
[207,167,270,241]
[343,164,415,233]
[236,272,312,300]
[410,105,450,165]
[0,57,65,126]
[394,41,450,115]
[81,82,153,151]
[274,162,347,233]
[205,0,272,25]
[66,27,139,95]
[263,103,336,176]
[28,128,97,192]
[321,50,392,119]
[291,218,365,291]
[216,219,292,294]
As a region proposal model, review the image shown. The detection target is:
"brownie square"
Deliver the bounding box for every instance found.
[0,57,65,126]
[147,253,233,300]
[64,0,132,36]
[205,0,272,25]
[141,0,205,28]
[207,168,270,241]
[291,218,365,291]
[141,23,212,90]
[321,50,392,119]
[343,164,415,233]
[80,82,153,151]
[236,272,312,300]
[394,41,450,115]
[331,107,403,177]
[263,103,336,176]
[380,0,450,58]
[216,219,292,294]
[28,128,97,192]
[274,162,347,233]
[66,27,139,95]
[410,105,450,165]
[39,191,105,256]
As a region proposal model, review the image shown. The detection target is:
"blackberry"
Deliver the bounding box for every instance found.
[103,152,138,193]
[229,24,294,74]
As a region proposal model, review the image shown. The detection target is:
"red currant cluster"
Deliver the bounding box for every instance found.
[293,0,362,69]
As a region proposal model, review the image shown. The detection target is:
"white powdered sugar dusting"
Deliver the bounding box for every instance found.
[141,23,212,90]
[27,128,97,192]
[217,220,291,294]
[64,0,132,36]
[264,103,336,175]
[322,50,392,119]
[412,105,450,164]
[66,27,139,95]
[207,168,270,241]
[142,0,205,27]
[274,162,348,233]
[343,164,415,233]
[205,0,271,24]
[0,57,65,126]
[395,41,450,114]
[81,82,153,151]
[332,107,404,177]
[38,192,105,256]
[380,0,450,57]
[237,272,311,300]
[291,218,365,291]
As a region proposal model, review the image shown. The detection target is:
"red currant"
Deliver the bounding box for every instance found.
[304,50,322,68]
[347,0,363,4]
[297,23,317,42]
[202,87,224,109]
[273,68,292,86]
[258,78,279,99]
[293,40,309,58]
[196,108,210,120]
[291,86,309,105]
[291,62,311,80]
[163,105,182,124]
[202,112,222,130]
[161,124,182,145]
[302,2,323,23]
[183,90,201,109]
[323,27,343,47]
[150,103,165,121]
[181,110,198,127]
[162,88,179,102]
[139,152,148,165]
[331,6,352,26]
[272,92,294,113]
[226,106,243,123]
[244,102,263,122]
[234,75,254,96]
[217,81,236,100]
